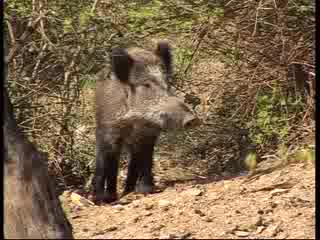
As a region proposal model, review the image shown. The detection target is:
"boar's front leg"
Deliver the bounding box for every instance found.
[137,135,158,193]
[123,135,158,196]
[94,133,121,204]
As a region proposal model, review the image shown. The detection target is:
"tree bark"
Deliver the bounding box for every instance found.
[4,29,74,238]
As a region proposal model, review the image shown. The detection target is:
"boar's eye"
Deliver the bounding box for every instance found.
[143,83,151,88]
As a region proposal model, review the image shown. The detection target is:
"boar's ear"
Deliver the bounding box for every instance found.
[155,41,173,78]
[111,47,134,82]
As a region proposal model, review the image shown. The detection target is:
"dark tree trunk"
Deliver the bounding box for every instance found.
[4,82,74,238]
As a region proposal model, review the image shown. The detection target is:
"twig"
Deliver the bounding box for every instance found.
[225,0,237,7]
[31,43,48,80]
[5,20,16,46]
[5,15,42,64]
[290,62,315,68]
[183,23,209,75]
[252,0,263,37]
[272,0,277,8]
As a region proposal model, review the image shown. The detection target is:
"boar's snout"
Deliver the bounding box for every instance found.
[158,97,200,130]
[159,110,200,130]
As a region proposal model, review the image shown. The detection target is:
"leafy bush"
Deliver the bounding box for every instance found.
[5,0,315,190]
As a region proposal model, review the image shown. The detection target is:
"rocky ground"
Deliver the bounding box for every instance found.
[60,160,315,239]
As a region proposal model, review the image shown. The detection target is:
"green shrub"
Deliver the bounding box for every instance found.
[248,83,304,147]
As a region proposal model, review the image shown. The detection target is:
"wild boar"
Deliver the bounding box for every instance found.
[93,41,199,203]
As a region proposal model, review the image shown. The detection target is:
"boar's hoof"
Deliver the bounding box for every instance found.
[135,183,156,194]
[104,192,119,203]
[94,192,118,205]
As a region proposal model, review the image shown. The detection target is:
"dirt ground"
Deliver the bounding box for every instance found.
[61,45,316,239]
[61,39,315,240]
[60,159,315,239]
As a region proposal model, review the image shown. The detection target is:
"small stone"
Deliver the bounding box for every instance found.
[254,216,263,226]
[179,232,192,238]
[182,188,203,197]
[159,235,169,239]
[112,204,124,210]
[158,200,171,211]
[238,223,255,231]
[265,208,273,214]
[226,225,238,234]
[235,209,241,214]
[270,188,289,196]
[263,218,274,226]
[106,226,117,232]
[160,233,177,239]
[277,231,288,239]
[194,196,202,201]
[294,212,302,217]
[194,209,206,216]
[204,216,213,222]
[270,202,278,208]
[226,219,232,224]
[145,203,154,210]
[132,216,140,223]
[257,209,264,215]
[132,202,140,208]
[207,192,221,200]
[296,195,312,203]
[234,230,249,237]
[264,223,282,237]
[118,200,131,205]
[151,224,165,231]
[94,230,105,236]
[145,212,153,216]
[256,226,265,234]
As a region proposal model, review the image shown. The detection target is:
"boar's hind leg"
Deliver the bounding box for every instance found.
[94,139,121,203]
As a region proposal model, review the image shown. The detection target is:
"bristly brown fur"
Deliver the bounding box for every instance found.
[93,41,198,204]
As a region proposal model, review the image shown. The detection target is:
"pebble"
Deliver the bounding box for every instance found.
[112,204,124,211]
[106,226,117,232]
[234,230,249,237]
[144,203,154,210]
[270,188,289,196]
[144,212,153,216]
[264,223,282,237]
[257,209,264,215]
[158,200,171,211]
[256,226,266,234]
[183,188,203,197]
[132,216,141,223]
[194,209,206,216]
[203,216,213,222]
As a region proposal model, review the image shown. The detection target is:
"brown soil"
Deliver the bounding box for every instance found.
[60,161,315,239]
